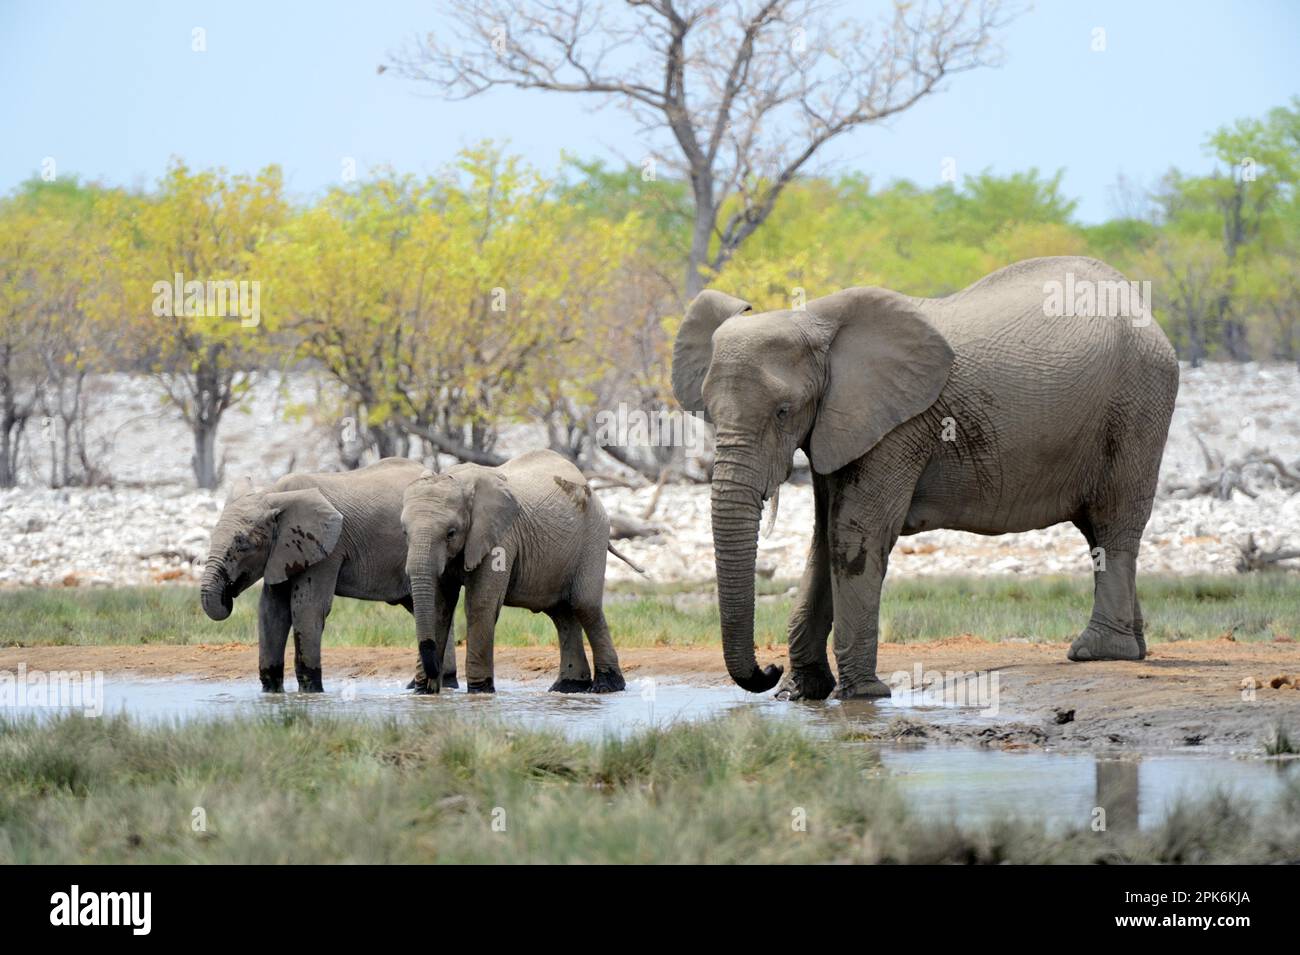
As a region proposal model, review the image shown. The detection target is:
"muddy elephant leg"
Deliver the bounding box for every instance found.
[778,474,835,701]
[289,564,340,692]
[547,606,593,692]
[1068,512,1144,662]
[826,477,912,700]
[405,584,461,692]
[576,604,625,693]
[258,582,292,692]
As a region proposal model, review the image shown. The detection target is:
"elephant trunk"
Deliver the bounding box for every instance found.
[407,531,444,690]
[200,560,232,621]
[711,461,783,693]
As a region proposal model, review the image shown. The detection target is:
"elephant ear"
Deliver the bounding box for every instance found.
[226,476,254,504]
[263,488,344,584]
[806,287,955,476]
[671,290,752,418]
[464,472,520,572]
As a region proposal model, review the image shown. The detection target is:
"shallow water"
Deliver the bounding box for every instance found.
[8,675,1295,831]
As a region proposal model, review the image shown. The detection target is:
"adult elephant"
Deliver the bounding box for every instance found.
[672,257,1179,700]
[199,457,457,692]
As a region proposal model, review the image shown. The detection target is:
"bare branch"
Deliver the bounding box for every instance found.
[390,0,1020,293]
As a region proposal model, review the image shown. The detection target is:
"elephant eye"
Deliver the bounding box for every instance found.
[447,527,458,540]
[776,402,791,421]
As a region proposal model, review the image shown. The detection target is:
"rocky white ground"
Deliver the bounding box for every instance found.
[1,364,1297,587]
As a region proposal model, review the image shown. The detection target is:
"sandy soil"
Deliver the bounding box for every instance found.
[4,638,1297,755]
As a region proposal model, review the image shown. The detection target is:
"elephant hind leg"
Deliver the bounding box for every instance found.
[1068,513,1144,662]
[575,604,625,693]
[288,564,341,692]
[546,606,592,693]
[1132,596,1146,659]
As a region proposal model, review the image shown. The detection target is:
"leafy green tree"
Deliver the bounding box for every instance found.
[0,179,122,487]
[273,148,640,466]
[113,161,287,488]
[1156,99,1299,359]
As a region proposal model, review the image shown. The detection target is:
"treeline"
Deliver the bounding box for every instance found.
[1,104,1295,489]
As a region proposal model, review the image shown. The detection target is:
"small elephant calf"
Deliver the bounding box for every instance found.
[402,449,635,693]
[200,458,458,692]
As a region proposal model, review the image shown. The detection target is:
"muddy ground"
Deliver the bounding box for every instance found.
[5,638,1298,756]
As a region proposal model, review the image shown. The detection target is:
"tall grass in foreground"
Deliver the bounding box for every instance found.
[0,575,1295,649]
[0,712,1297,864]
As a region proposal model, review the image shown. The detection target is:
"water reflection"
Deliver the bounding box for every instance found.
[4,675,1294,831]
[1095,760,1139,833]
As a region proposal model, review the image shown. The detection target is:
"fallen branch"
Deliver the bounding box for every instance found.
[1165,440,1300,500]
[137,548,199,564]
[608,512,666,540]
[1236,533,1300,573]
[641,467,670,520]
[393,417,506,467]
[583,471,648,491]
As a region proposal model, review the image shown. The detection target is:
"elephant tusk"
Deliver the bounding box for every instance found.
[762,484,780,539]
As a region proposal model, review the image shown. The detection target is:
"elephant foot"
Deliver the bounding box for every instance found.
[260,664,285,693]
[589,668,626,694]
[549,677,594,693]
[295,667,324,693]
[776,663,836,701]
[834,676,892,701]
[1067,626,1144,662]
[466,678,496,694]
[411,671,459,693]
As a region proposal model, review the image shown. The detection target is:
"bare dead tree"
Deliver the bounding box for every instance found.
[390,0,1018,296]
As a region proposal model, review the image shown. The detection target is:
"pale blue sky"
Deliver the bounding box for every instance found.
[2,0,1297,222]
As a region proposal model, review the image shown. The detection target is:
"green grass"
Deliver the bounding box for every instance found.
[1,711,1296,863]
[0,574,1295,649]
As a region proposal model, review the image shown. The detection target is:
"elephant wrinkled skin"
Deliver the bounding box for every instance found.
[199,458,456,692]
[672,256,1179,700]
[402,449,629,694]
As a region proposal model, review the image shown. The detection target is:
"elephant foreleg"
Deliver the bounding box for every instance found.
[288,564,340,692]
[463,572,509,693]
[826,475,913,700]
[258,582,292,692]
[779,473,835,700]
[405,584,461,692]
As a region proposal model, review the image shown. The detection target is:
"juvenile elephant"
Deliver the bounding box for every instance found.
[402,449,633,694]
[199,458,457,692]
[672,256,1179,700]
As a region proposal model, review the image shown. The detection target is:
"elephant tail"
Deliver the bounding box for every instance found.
[607,543,646,576]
